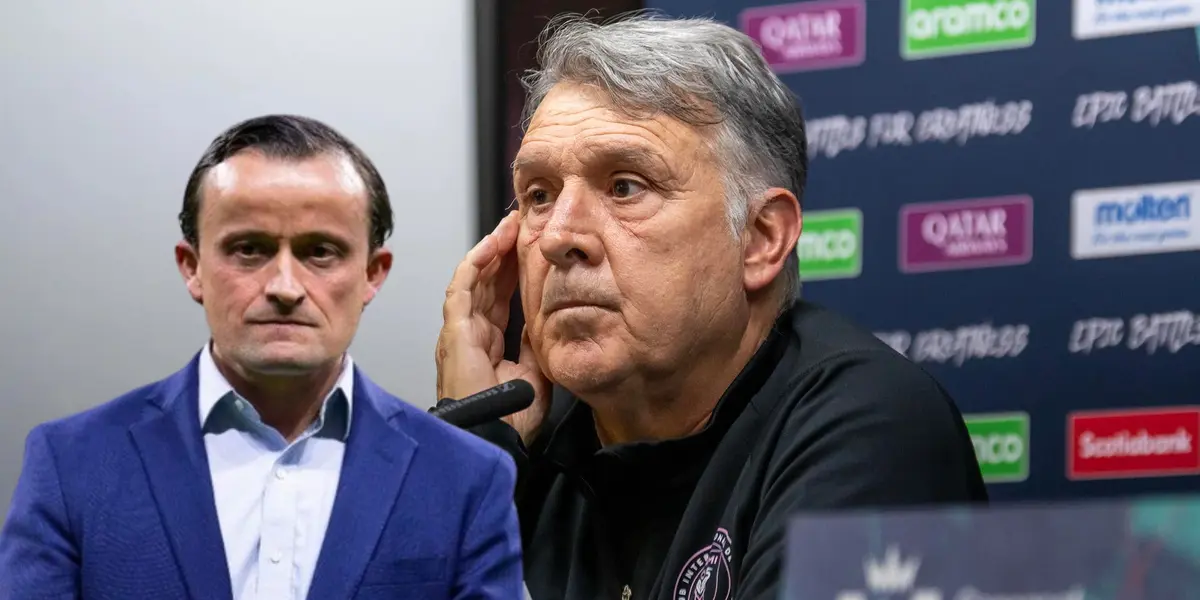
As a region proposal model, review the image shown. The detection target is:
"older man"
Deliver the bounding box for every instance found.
[0,115,523,599]
[436,14,986,600]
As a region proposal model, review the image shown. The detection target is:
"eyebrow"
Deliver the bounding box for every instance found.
[216,228,353,247]
[513,143,670,176]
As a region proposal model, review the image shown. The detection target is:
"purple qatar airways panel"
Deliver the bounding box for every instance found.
[739,0,867,73]
[899,195,1034,274]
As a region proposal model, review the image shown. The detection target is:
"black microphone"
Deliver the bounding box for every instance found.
[428,379,536,429]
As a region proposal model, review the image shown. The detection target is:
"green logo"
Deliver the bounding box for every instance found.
[797,209,862,281]
[902,0,1036,60]
[964,412,1029,483]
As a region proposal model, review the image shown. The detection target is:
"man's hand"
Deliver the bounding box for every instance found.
[436,211,551,445]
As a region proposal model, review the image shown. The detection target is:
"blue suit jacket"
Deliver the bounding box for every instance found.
[0,356,524,599]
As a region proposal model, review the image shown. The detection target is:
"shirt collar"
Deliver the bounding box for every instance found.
[197,342,356,440]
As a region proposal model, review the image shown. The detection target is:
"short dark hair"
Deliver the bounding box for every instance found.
[179,114,394,250]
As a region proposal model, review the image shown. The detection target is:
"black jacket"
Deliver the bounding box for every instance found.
[470,301,987,600]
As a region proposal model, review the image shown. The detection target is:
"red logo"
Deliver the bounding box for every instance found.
[1068,407,1200,480]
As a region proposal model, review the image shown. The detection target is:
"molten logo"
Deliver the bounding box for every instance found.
[1094,194,1190,225]
[1073,0,1200,40]
[1071,180,1200,259]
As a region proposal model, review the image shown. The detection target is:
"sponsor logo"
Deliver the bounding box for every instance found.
[1073,0,1200,40]
[797,209,862,280]
[874,322,1029,366]
[740,0,867,73]
[1071,180,1200,259]
[1069,310,1200,355]
[808,98,1032,159]
[1068,407,1200,480]
[835,545,1082,600]
[673,528,734,600]
[902,0,1036,60]
[964,412,1030,483]
[1073,80,1200,128]
[899,195,1033,273]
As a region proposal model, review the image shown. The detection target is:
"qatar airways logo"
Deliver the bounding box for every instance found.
[741,0,867,73]
[899,195,1033,273]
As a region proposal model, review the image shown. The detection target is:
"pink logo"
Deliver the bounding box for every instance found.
[899,195,1034,274]
[739,0,867,73]
[673,528,733,600]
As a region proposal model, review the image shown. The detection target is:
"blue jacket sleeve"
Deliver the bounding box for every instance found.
[452,451,524,600]
[0,425,81,599]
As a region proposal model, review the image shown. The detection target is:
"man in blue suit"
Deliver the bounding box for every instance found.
[0,115,524,599]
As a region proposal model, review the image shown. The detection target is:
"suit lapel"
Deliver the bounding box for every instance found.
[129,357,233,600]
[307,371,417,600]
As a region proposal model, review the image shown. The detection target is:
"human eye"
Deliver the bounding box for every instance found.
[521,186,556,213]
[307,243,342,266]
[229,240,268,263]
[611,177,648,200]
[530,188,552,205]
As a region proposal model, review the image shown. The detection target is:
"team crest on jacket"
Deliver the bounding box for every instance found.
[673,527,733,600]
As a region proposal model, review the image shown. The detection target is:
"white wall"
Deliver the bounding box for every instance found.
[0,2,476,520]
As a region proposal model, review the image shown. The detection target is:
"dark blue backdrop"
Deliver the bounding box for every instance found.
[645,0,1200,501]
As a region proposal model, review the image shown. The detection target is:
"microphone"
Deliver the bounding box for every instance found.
[428,379,536,429]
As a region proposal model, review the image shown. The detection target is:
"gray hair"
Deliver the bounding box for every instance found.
[520,11,807,306]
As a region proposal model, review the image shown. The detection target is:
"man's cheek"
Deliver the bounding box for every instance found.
[519,223,542,247]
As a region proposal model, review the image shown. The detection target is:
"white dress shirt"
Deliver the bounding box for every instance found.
[198,344,354,600]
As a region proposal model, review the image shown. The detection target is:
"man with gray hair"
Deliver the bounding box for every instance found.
[436,13,986,600]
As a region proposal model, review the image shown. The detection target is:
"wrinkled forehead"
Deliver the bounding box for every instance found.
[514,83,714,176]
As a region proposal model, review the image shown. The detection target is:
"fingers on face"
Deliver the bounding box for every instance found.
[449,213,519,293]
[496,211,520,249]
[444,234,493,321]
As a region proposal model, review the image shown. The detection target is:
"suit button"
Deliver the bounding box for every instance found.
[270,552,282,564]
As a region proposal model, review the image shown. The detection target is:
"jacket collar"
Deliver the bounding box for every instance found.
[128,354,417,600]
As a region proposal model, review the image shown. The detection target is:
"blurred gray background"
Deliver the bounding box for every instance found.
[0,1,477,522]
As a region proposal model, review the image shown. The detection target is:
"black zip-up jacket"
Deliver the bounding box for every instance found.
[469,301,987,600]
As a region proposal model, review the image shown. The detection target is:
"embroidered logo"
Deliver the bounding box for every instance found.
[673,528,734,600]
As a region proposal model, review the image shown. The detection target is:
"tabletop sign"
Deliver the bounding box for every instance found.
[784,495,1200,599]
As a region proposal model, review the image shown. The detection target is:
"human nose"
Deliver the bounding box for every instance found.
[538,183,605,268]
[264,252,306,309]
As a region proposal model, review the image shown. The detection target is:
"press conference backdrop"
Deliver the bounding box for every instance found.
[645,0,1200,501]
[0,1,476,522]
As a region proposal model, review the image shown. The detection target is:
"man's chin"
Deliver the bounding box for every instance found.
[247,361,324,376]
[237,346,335,377]
[544,344,628,397]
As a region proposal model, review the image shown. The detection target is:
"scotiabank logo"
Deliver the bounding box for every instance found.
[1068,407,1200,480]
